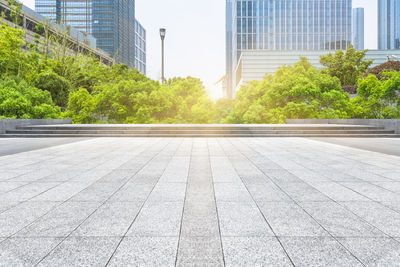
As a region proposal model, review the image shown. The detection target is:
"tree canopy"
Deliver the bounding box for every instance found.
[226,58,355,123]
[1,17,400,124]
[320,45,373,86]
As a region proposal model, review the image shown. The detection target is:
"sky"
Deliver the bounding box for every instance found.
[21,0,377,99]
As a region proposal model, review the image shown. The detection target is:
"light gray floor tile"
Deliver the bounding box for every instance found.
[109,183,154,202]
[341,201,400,237]
[265,169,303,183]
[180,202,220,237]
[278,182,331,202]
[339,237,400,266]
[373,182,400,194]
[71,202,142,237]
[0,201,60,237]
[146,183,187,203]
[127,201,184,237]
[16,202,100,237]
[340,182,400,202]
[0,182,28,194]
[38,236,120,267]
[32,182,91,202]
[158,157,190,183]
[300,202,385,237]
[246,182,293,202]
[217,201,274,237]
[280,237,363,267]
[0,202,20,213]
[0,182,61,202]
[70,182,123,202]
[108,237,178,267]
[222,237,292,267]
[214,183,253,202]
[177,236,224,266]
[258,201,330,237]
[0,237,61,267]
[308,182,369,201]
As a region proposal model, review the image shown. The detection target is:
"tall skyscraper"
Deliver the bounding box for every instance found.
[226,0,233,97]
[378,0,400,50]
[134,20,146,74]
[226,0,352,98]
[352,8,364,50]
[35,0,146,73]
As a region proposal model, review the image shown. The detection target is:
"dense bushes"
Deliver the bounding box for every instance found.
[0,22,217,123]
[364,61,400,80]
[0,77,61,119]
[225,59,354,124]
[1,18,400,124]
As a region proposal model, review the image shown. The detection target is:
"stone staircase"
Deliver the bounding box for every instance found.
[1,124,399,138]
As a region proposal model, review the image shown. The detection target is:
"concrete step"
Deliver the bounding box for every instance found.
[16,125,385,131]
[5,124,398,138]
[6,129,396,135]
[2,133,400,138]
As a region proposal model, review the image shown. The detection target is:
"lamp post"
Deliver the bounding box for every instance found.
[160,28,166,83]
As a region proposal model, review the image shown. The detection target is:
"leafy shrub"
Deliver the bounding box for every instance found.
[0,77,61,119]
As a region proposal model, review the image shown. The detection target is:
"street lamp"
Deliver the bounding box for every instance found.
[160,28,166,83]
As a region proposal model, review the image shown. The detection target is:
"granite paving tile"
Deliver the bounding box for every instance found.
[0,237,61,267]
[340,182,400,202]
[339,237,400,266]
[176,236,224,266]
[340,201,400,237]
[222,237,293,266]
[108,237,178,267]
[71,202,142,237]
[15,202,101,237]
[127,201,184,237]
[37,236,121,267]
[0,201,60,237]
[258,201,330,237]
[299,202,385,237]
[280,237,363,267]
[216,201,274,237]
[0,182,61,202]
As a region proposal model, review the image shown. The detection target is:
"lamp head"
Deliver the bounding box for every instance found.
[160,28,166,40]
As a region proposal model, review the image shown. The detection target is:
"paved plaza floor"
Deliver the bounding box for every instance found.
[0,137,400,266]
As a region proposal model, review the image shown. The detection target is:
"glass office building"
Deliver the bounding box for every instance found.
[134,20,146,74]
[226,0,352,97]
[226,0,233,97]
[35,0,92,33]
[378,0,400,50]
[35,0,146,72]
[352,8,364,50]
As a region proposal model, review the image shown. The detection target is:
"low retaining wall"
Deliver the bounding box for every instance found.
[286,119,400,134]
[0,119,72,134]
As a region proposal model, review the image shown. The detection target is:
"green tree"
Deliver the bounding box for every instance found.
[35,72,72,107]
[227,58,355,124]
[0,77,61,119]
[214,98,235,123]
[320,45,373,86]
[64,88,97,123]
[352,72,400,119]
[0,23,25,77]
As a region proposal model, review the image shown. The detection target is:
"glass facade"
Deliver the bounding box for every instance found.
[35,0,92,33]
[226,0,233,97]
[226,0,352,97]
[378,0,400,50]
[134,20,146,74]
[35,0,146,72]
[352,8,364,50]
